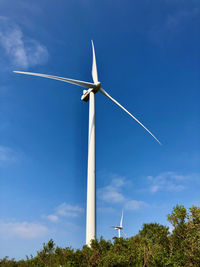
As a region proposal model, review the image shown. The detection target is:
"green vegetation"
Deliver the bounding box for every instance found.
[1,205,200,266]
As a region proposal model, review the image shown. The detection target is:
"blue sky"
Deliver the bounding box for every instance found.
[0,0,200,260]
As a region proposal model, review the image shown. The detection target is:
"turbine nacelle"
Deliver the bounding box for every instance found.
[114,226,123,230]
[81,82,101,102]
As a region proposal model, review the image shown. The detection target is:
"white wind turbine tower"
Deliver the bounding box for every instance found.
[111,210,126,238]
[13,41,161,246]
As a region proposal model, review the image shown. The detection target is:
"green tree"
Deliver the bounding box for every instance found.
[185,206,200,265]
[1,205,200,267]
[168,205,200,266]
[168,205,188,266]
[137,223,170,266]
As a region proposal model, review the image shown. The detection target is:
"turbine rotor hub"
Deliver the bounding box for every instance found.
[95,82,101,89]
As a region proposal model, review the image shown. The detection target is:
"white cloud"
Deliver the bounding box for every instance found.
[165,7,199,30]
[147,4,200,44]
[150,185,160,193]
[98,176,147,211]
[147,171,199,193]
[44,203,84,222]
[112,177,126,188]
[0,17,48,69]
[46,214,59,223]
[0,220,48,239]
[98,177,126,203]
[99,187,125,203]
[125,200,147,210]
[0,145,17,162]
[56,203,84,217]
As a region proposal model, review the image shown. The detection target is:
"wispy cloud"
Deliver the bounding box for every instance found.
[0,220,48,239]
[98,177,126,203]
[0,203,83,241]
[165,6,199,30]
[147,171,199,193]
[0,16,48,69]
[45,202,84,223]
[98,175,147,210]
[0,145,18,163]
[56,203,84,217]
[125,200,147,210]
[46,214,59,223]
[147,4,200,44]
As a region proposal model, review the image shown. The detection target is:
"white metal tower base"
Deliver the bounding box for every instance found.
[118,229,121,238]
[86,91,96,246]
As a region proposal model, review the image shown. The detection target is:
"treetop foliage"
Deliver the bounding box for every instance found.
[1,205,200,266]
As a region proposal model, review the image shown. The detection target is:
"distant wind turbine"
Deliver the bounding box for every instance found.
[111,210,126,238]
[13,41,161,246]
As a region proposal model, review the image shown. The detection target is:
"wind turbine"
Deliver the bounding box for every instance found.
[111,210,126,238]
[13,41,161,246]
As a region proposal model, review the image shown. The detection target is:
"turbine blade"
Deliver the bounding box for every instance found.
[120,210,123,228]
[13,71,96,89]
[99,88,162,145]
[91,41,98,84]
